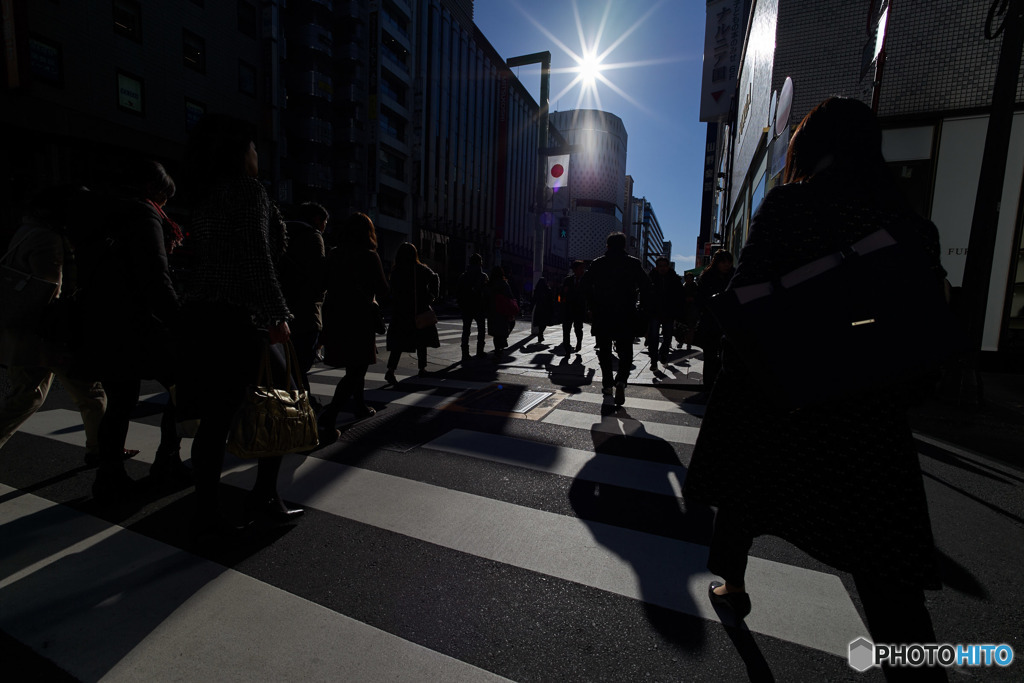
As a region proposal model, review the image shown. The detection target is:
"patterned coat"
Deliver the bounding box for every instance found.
[683,174,944,589]
[186,176,291,327]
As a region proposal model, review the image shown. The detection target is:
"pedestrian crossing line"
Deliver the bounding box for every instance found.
[562,392,706,418]
[222,451,867,658]
[18,409,177,465]
[309,368,492,392]
[307,381,462,411]
[14,410,867,658]
[0,485,512,683]
[541,408,701,445]
[422,429,686,498]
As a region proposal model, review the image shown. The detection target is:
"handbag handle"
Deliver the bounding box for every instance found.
[255,338,303,391]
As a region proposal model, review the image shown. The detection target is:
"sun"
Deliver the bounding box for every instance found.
[513,0,680,113]
[576,50,604,88]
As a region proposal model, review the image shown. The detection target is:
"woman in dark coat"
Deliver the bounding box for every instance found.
[485,265,517,362]
[383,242,439,383]
[684,98,946,682]
[531,277,555,343]
[179,114,301,536]
[320,212,388,424]
[80,161,184,501]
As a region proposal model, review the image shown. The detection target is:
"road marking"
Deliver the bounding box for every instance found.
[229,455,867,658]
[0,485,511,683]
[541,409,702,445]
[14,411,866,657]
[563,391,706,417]
[309,368,492,391]
[423,429,686,498]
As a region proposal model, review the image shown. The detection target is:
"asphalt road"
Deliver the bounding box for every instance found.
[1,317,1020,682]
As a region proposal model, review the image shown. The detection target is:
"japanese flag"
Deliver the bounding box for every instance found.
[547,154,569,189]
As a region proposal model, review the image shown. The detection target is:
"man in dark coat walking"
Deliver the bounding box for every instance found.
[456,253,488,357]
[646,257,683,370]
[581,232,651,406]
[559,260,587,354]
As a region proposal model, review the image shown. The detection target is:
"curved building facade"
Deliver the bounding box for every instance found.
[548,109,628,262]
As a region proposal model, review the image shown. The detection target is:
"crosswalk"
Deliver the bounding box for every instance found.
[1,353,874,681]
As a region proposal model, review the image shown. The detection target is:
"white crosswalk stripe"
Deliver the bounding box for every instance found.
[3,376,872,679]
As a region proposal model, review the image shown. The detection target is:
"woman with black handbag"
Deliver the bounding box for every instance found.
[684,98,947,682]
[319,212,389,428]
[383,242,440,383]
[179,114,302,538]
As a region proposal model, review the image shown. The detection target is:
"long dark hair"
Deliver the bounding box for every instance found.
[184,113,257,204]
[783,97,886,185]
[393,241,420,274]
[338,212,377,251]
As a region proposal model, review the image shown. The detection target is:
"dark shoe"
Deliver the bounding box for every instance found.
[384,369,398,385]
[353,405,376,420]
[318,427,342,446]
[614,381,626,406]
[418,368,429,377]
[244,495,305,525]
[708,581,751,619]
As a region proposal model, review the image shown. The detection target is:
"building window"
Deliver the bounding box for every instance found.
[112,0,141,41]
[238,60,256,96]
[237,0,258,38]
[185,98,206,131]
[117,70,144,115]
[183,30,206,73]
[29,37,62,85]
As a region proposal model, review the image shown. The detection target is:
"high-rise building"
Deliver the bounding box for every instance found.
[548,109,628,262]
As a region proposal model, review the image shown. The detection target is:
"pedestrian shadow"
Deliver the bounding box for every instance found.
[568,409,712,650]
[545,353,596,394]
[0,491,284,681]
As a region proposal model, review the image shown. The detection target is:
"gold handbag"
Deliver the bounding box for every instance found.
[227,339,319,458]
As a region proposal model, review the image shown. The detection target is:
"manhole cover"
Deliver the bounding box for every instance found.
[451,385,553,414]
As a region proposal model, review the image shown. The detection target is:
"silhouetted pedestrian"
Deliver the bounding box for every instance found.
[560,260,587,354]
[531,277,554,343]
[456,253,488,358]
[581,232,651,406]
[384,242,439,382]
[684,97,947,683]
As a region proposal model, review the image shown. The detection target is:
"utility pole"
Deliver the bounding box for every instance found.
[958,0,1024,401]
[507,51,551,291]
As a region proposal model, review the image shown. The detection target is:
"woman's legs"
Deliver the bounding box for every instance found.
[707,506,753,592]
[417,346,427,374]
[93,376,142,499]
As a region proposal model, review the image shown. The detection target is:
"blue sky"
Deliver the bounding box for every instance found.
[473,0,709,268]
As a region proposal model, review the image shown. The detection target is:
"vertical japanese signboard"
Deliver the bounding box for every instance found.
[699,0,746,122]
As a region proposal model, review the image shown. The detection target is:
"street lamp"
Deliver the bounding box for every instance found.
[507,51,551,290]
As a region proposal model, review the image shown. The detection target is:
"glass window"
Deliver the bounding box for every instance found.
[238,60,256,96]
[113,0,141,41]
[29,37,62,85]
[185,98,205,131]
[183,30,206,73]
[117,71,144,115]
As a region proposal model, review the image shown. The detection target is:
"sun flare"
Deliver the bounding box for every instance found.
[513,0,680,113]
